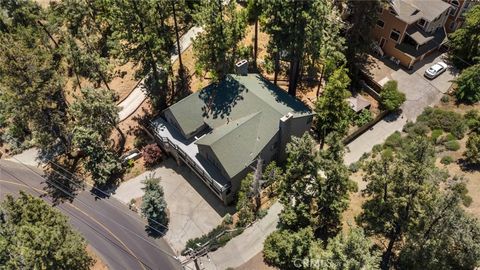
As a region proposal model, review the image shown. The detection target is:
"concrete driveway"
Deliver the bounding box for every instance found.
[113,158,234,255]
[345,52,457,164]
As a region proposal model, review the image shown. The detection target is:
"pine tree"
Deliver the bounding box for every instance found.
[262,0,340,96]
[141,175,168,233]
[192,0,247,82]
[0,192,93,269]
[109,0,174,110]
[314,67,352,148]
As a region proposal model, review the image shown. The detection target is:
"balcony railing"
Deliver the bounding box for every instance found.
[149,122,228,197]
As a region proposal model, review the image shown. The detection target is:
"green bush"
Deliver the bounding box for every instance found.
[440,156,454,165]
[256,209,268,219]
[464,134,480,165]
[349,162,360,173]
[384,131,403,149]
[441,95,450,103]
[417,108,466,139]
[380,80,406,111]
[372,144,383,154]
[406,122,430,137]
[431,129,443,143]
[223,213,233,225]
[464,110,480,133]
[354,109,373,127]
[444,140,460,151]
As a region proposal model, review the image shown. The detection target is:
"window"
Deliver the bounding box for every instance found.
[449,21,457,30]
[417,18,427,28]
[389,8,397,15]
[376,19,385,28]
[390,29,401,42]
[450,0,459,16]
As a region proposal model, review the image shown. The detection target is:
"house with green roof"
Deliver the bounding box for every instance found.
[150,74,313,204]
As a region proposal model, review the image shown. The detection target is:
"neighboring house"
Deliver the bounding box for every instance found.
[444,0,478,32]
[372,0,451,69]
[150,74,313,204]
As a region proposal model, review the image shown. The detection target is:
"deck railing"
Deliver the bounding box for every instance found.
[149,122,227,197]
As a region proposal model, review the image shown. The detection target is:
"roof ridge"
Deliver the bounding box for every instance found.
[196,111,262,146]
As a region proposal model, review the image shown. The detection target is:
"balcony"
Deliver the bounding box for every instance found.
[149,117,231,200]
[396,26,447,58]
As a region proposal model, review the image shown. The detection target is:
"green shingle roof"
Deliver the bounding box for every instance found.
[164,74,312,178]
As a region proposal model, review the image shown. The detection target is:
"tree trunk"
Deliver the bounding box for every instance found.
[316,64,326,97]
[381,229,398,270]
[274,51,280,85]
[288,57,300,96]
[254,19,258,70]
[37,20,59,48]
[172,0,184,73]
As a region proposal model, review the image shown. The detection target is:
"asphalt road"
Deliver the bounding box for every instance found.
[0,160,182,270]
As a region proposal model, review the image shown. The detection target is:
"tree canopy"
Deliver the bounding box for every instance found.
[192,0,247,82]
[0,192,93,269]
[141,175,168,233]
[449,5,480,69]
[314,67,352,148]
[380,80,406,112]
[454,64,480,104]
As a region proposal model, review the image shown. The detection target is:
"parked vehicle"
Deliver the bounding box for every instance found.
[424,61,448,79]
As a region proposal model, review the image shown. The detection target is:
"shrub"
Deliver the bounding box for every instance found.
[431,129,443,144]
[183,224,243,255]
[441,95,450,103]
[444,140,460,151]
[372,144,383,154]
[256,209,268,219]
[349,162,360,173]
[223,213,233,225]
[405,122,430,137]
[454,64,480,104]
[440,156,454,165]
[417,108,466,139]
[464,109,480,133]
[354,109,373,127]
[464,134,480,165]
[142,143,162,167]
[384,131,403,149]
[134,134,150,149]
[380,80,406,111]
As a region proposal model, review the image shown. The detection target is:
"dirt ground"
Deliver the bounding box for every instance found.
[86,245,109,270]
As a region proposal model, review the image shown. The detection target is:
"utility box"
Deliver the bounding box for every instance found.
[235,59,248,76]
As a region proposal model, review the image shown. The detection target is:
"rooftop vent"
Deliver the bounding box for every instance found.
[235,59,248,76]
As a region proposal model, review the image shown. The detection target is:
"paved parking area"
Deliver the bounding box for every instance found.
[345,52,457,164]
[113,158,234,254]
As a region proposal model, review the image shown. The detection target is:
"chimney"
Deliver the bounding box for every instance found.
[278,112,294,162]
[235,59,248,76]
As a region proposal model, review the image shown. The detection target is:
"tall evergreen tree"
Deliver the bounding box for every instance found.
[357,137,442,269]
[0,192,93,269]
[141,175,168,232]
[344,0,383,82]
[192,0,247,82]
[315,228,381,270]
[0,28,69,158]
[109,0,174,110]
[262,0,336,96]
[314,67,352,148]
[449,5,480,69]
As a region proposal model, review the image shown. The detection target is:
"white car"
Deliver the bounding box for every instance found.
[424,61,448,79]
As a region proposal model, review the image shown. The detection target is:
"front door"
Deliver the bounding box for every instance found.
[379,37,386,48]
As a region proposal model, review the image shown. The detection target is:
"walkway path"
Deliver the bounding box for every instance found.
[345,54,455,164]
[118,27,204,121]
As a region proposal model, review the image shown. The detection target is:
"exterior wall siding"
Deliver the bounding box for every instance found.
[372,9,413,68]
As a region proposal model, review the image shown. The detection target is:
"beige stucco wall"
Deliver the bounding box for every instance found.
[372,9,413,68]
